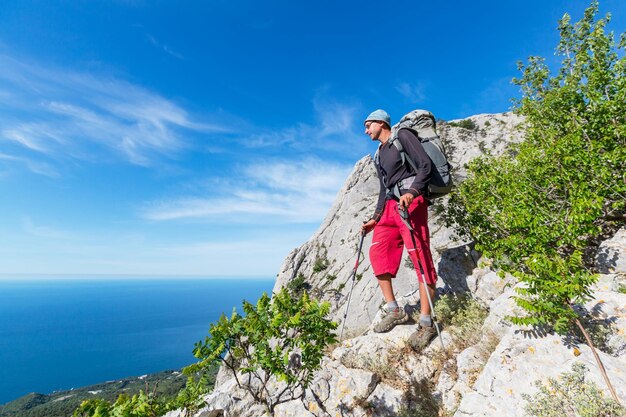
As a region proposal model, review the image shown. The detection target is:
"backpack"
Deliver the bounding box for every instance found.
[374,109,453,199]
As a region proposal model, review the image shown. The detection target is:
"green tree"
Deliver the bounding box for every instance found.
[447,1,624,403]
[185,288,337,415]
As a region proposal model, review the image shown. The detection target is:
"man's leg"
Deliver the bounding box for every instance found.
[399,196,439,351]
[369,201,409,333]
[419,279,437,317]
[377,273,395,303]
[373,272,409,332]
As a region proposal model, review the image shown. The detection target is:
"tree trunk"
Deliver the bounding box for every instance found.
[573,317,621,405]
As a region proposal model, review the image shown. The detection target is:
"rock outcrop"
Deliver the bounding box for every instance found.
[168,112,626,417]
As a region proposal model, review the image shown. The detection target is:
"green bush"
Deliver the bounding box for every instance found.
[185,289,337,414]
[446,1,624,402]
[523,363,626,417]
[312,255,329,273]
[286,273,311,297]
[434,293,489,348]
[73,391,165,417]
[446,0,625,336]
[448,118,478,131]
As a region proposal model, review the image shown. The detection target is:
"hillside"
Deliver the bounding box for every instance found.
[0,370,200,417]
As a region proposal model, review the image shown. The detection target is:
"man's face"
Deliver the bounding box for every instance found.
[364,121,384,141]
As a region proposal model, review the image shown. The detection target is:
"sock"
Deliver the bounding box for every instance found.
[386,300,399,311]
[420,314,432,327]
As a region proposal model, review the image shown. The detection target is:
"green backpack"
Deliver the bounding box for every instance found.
[375,109,453,199]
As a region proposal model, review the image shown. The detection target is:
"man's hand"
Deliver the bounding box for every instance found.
[399,193,414,210]
[361,219,376,235]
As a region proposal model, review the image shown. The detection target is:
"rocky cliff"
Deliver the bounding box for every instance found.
[166,112,626,417]
[272,112,524,337]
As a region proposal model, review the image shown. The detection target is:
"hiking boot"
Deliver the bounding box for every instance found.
[373,307,409,333]
[408,324,437,352]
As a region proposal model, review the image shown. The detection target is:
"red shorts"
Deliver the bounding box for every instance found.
[369,196,437,285]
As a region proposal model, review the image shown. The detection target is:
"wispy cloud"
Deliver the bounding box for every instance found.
[0,152,59,177]
[146,34,184,59]
[395,81,427,104]
[233,97,365,153]
[0,54,226,170]
[141,158,352,223]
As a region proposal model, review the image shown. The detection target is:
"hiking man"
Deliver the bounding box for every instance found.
[361,109,438,352]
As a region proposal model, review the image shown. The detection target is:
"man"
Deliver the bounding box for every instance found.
[361,109,438,352]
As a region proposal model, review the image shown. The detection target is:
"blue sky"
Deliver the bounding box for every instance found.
[0,1,624,277]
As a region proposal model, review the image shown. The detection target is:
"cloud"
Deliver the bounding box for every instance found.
[0,54,226,170]
[0,152,59,177]
[146,33,184,59]
[395,81,427,103]
[141,158,352,223]
[232,98,365,153]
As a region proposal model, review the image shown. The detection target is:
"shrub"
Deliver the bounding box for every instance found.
[74,391,164,417]
[312,255,329,273]
[287,273,311,297]
[523,363,626,417]
[446,0,624,402]
[448,118,478,131]
[185,289,337,414]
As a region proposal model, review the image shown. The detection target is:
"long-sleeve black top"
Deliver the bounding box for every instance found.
[372,128,432,222]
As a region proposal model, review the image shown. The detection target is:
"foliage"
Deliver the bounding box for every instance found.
[523,363,626,417]
[184,288,337,414]
[73,391,164,417]
[446,1,625,335]
[448,118,478,131]
[0,371,189,417]
[165,373,213,415]
[434,292,489,347]
[312,255,329,273]
[286,273,311,297]
[68,367,216,417]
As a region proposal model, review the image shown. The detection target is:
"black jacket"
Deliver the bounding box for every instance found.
[372,128,432,222]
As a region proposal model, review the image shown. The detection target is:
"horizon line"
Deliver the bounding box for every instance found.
[0,273,276,281]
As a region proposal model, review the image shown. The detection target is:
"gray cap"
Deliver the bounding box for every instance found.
[364,109,391,127]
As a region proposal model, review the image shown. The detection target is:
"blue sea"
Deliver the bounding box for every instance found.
[0,278,275,405]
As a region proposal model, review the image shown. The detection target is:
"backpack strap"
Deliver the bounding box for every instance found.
[374,129,422,201]
[390,130,420,177]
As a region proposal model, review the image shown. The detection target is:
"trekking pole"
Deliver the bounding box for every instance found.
[398,206,446,350]
[339,232,366,340]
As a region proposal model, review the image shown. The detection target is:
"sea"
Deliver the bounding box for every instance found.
[0,277,275,405]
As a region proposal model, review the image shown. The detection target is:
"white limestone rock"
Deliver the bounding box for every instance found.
[454,331,626,417]
[466,269,517,306]
[596,228,626,274]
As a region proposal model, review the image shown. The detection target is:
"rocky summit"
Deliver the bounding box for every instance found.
[165,112,626,417]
